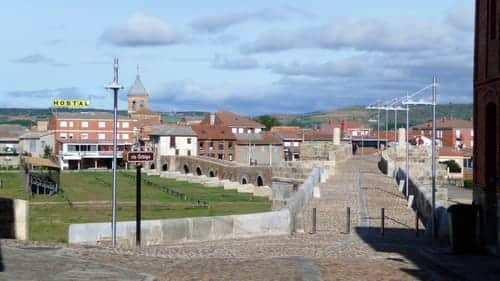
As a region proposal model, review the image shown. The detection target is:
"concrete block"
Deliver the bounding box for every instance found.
[160,218,190,243]
[190,217,213,240]
[211,216,234,239]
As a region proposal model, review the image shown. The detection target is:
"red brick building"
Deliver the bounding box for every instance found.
[474,0,500,253]
[191,123,236,161]
[47,111,138,169]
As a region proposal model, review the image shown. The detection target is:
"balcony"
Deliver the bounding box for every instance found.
[61,150,124,160]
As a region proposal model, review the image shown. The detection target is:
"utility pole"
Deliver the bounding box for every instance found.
[406,92,410,198]
[431,76,437,239]
[105,58,123,249]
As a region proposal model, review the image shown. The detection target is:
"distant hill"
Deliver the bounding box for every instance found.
[274,103,473,128]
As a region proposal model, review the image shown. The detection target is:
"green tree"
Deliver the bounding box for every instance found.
[43,145,53,159]
[256,115,282,131]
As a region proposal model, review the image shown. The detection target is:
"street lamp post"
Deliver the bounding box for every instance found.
[105,58,123,248]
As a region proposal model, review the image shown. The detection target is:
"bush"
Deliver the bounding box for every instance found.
[443,160,462,173]
[463,179,473,189]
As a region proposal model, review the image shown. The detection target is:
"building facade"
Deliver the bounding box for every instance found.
[150,125,198,157]
[234,132,283,166]
[191,123,236,161]
[47,112,137,170]
[412,119,473,149]
[473,0,500,253]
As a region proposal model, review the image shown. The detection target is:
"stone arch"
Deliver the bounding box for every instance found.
[132,100,136,110]
[241,176,248,185]
[162,163,168,171]
[196,166,203,176]
[256,175,264,187]
[209,170,216,177]
[183,164,190,174]
[150,163,155,170]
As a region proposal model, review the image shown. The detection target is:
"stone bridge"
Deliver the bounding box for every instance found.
[159,155,272,187]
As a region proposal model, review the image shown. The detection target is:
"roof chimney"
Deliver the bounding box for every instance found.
[210,113,216,127]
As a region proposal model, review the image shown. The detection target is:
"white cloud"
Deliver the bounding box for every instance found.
[100,13,177,47]
[11,53,67,67]
[212,54,259,70]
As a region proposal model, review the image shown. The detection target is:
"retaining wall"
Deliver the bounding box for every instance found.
[69,210,290,246]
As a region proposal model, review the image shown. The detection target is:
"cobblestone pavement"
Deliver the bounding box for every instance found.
[1,155,493,280]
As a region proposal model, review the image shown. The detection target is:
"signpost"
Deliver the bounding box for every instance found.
[126,151,155,247]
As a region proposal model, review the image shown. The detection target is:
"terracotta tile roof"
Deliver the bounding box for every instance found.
[413,118,473,129]
[235,132,282,145]
[439,146,472,157]
[201,112,264,128]
[271,126,304,140]
[191,124,236,140]
[53,111,131,120]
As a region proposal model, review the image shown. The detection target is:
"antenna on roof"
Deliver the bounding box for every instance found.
[136,64,140,78]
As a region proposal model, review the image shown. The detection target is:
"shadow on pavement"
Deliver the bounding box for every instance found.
[355,226,500,281]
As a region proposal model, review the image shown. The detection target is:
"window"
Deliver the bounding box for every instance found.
[60,121,67,127]
[81,133,88,140]
[175,149,179,156]
[60,133,67,138]
[122,122,129,128]
[122,134,129,140]
[199,142,204,149]
[228,142,233,148]
[187,138,192,144]
[229,153,233,161]
[232,128,237,133]
[98,121,106,128]
[140,100,144,108]
[218,142,224,150]
[81,121,88,128]
[209,141,214,148]
[238,128,244,133]
[471,130,474,137]
[218,153,223,160]
[98,133,105,140]
[170,136,176,148]
[187,150,191,156]
[69,121,74,127]
[29,140,36,153]
[132,100,136,110]
[69,133,73,139]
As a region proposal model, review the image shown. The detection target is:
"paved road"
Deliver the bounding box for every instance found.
[448,186,472,204]
[2,155,496,280]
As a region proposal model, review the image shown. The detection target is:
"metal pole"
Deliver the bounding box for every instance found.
[381,208,385,236]
[406,92,410,198]
[136,164,142,247]
[385,109,388,146]
[112,63,118,248]
[361,133,364,155]
[105,58,123,249]
[346,207,351,234]
[312,207,317,234]
[431,76,437,239]
[394,110,397,143]
[377,109,380,152]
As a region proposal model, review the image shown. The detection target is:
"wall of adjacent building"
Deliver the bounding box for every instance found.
[158,136,197,157]
[234,144,282,166]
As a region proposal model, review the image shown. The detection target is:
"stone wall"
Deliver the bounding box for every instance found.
[380,145,449,240]
[0,198,28,240]
[300,142,350,161]
[161,156,273,187]
[69,210,291,246]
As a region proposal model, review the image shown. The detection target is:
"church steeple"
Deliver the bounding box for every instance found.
[127,65,149,113]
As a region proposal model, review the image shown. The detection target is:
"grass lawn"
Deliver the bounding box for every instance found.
[0,171,271,242]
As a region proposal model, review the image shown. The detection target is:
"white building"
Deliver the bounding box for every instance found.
[19,131,55,158]
[150,125,197,157]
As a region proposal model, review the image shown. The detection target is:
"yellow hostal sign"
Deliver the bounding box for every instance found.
[52,99,90,107]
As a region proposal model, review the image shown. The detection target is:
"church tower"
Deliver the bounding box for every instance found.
[127,66,149,114]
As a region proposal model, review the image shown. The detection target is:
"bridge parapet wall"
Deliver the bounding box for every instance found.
[160,156,273,187]
[380,146,449,240]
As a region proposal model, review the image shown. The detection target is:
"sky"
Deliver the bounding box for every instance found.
[0,0,474,115]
